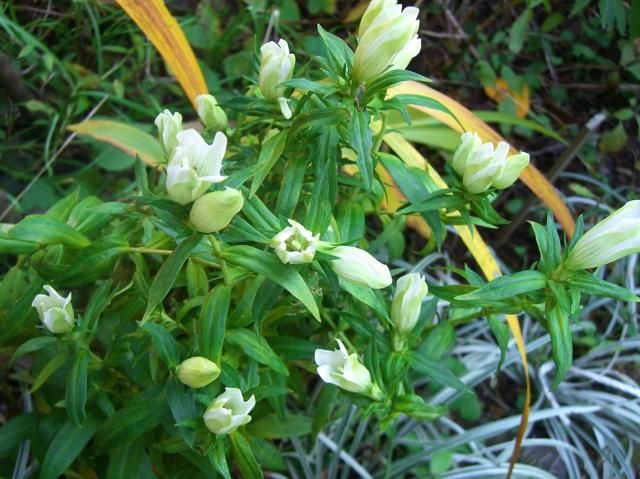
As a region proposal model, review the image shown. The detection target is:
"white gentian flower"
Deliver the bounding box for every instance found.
[189,188,244,233]
[32,285,74,334]
[203,388,256,435]
[354,1,422,84]
[154,110,183,157]
[391,273,429,350]
[177,357,220,389]
[327,245,392,289]
[270,219,319,264]
[565,200,640,270]
[195,94,228,131]
[315,339,383,400]
[448,131,529,194]
[166,129,227,205]
[259,39,296,119]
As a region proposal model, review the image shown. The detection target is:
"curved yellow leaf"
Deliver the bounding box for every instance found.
[116,0,207,108]
[388,81,575,237]
[383,132,530,478]
[68,119,163,167]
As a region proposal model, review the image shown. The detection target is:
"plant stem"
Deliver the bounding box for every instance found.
[208,235,231,285]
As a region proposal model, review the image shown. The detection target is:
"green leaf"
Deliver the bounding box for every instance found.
[487,315,509,371]
[289,107,349,140]
[392,94,463,130]
[0,413,36,457]
[394,394,446,420]
[39,420,98,479]
[365,70,430,101]
[419,322,456,360]
[349,110,373,190]
[58,237,128,287]
[68,119,164,167]
[509,8,533,53]
[226,329,288,376]
[142,322,180,367]
[198,285,232,362]
[208,440,231,479]
[397,189,465,214]
[83,280,113,331]
[145,234,203,317]
[339,278,391,324]
[276,154,307,218]
[548,305,573,387]
[230,431,264,479]
[221,245,320,321]
[166,376,197,448]
[0,238,39,255]
[106,438,145,479]
[569,270,640,302]
[250,130,288,197]
[317,25,354,78]
[11,337,57,363]
[410,354,469,392]
[456,270,547,304]
[247,413,312,439]
[66,350,89,425]
[279,78,338,97]
[31,351,68,393]
[312,384,338,435]
[306,127,338,233]
[379,153,445,246]
[95,386,167,453]
[8,215,90,248]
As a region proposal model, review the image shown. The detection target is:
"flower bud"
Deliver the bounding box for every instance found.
[354,1,421,84]
[270,219,319,264]
[448,132,529,194]
[326,245,392,289]
[315,339,383,400]
[259,39,296,119]
[154,110,183,157]
[195,94,228,131]
[166,130,227,205]
[391,273,429,349]
[565,200,640,270]
[32,285,74,334]
[177,356,220,388]
[204,387,256,435]
[189,188,244,233]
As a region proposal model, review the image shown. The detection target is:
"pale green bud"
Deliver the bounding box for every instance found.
[565,200,640,270]
[195,94,228,131]
[259,39,295,119]
[391,273,429,347]
[204,387,256,435]
[270,219,319,264]
[315,339,383,400]
[354,2,421,84]
[448,132,529,194]
[154,110,183,157]
[166,130,227,205]
[32,285,74,334]
[326,245,392,289]
[189,188,244,233]
[177,356,220,388]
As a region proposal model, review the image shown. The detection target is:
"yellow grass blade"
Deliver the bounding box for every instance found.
[68,119,162,167]
[388,81,575,237]
[383,132,530,478]
[116,0,207,109]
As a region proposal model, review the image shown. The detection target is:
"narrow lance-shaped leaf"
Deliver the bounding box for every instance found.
[349,110,373,190]
[66,350,90,425]
[145,234,203,318]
